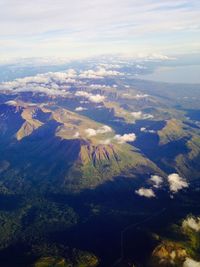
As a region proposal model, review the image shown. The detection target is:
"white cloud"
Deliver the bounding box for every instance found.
[140,127,146,132]
[75,91,106,103]
[98,63,121,69]
[75,91,90,98]
[114,133,136,144]
[79,67,123,78]
[89,94,106,103]
[73,132,80,138]
[75,106,87,111]
[150,175,163,188]
[0,0,199,59]
[167,173,189,193]
[90,84,107,89]
[131,111,154,121]
[138,53,175,61]
[131,111,143,120]
[133,94,149,99]
[142,114,154,120]
[140,127,156,133]
[85,125,112,137]
[5,100,18,106]
[100,131,136,145]
[97,125,112,134]
[99,138,112,145]
[96,105,103,109]
[183,258,200,267]
[80,100,89,104]
[182,216,200,232]
[135,188,155,198]
[136,64,146,69]
[85,128,97,137]
[1,70,77,96]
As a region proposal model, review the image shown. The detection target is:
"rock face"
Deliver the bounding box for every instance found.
[79,143,120,164]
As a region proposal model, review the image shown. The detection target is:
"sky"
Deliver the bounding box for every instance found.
[0,0,200,61]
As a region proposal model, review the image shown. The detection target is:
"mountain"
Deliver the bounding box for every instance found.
[0,66,200,267]
[0,101,162,192]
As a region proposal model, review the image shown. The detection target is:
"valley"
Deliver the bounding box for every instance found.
[0,64,200,267]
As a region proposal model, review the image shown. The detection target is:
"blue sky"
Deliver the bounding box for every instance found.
[0,0,200,61]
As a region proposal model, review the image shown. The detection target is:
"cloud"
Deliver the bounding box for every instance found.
[90,84,107,89]
[85,128,97,137]
[167,173,189,193]
[136,64,146,69]
[75,106,87,111]
[5,100,18,106]
[80,100,89,104]
[114,133,136,144]
[85,125,112,137]
[98,63,121,69]
[133,94,149,99]
[140,127,156,133]
[131,112,143,120]
[100,131,136,145]
[150,175,163,188]
[75,91,90,98]
[0,0,199,59]
[140,127,146,132]
[131,111,154,121]
[97,125,112,134]
[182,216,200,232]
[79,67,123,78]
[75,91,106,103]
[89,94,106,103]
[99,138,112,145]
[183,258,200,267]
[135,188,155,198]
[1,70,77,96]
[73,132,80,138]
[138,53,175,61]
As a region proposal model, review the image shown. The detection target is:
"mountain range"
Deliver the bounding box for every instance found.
[0,64,200,267]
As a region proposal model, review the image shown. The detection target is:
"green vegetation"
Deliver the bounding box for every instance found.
[158,119,189,145]
[65,142,162,191]
[0,76,200,267]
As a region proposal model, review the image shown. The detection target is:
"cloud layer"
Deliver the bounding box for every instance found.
[1,70,77,96]
[0,69,114,100]
[0,0,199,59]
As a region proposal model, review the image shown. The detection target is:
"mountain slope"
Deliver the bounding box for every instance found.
[0,101,163,192]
